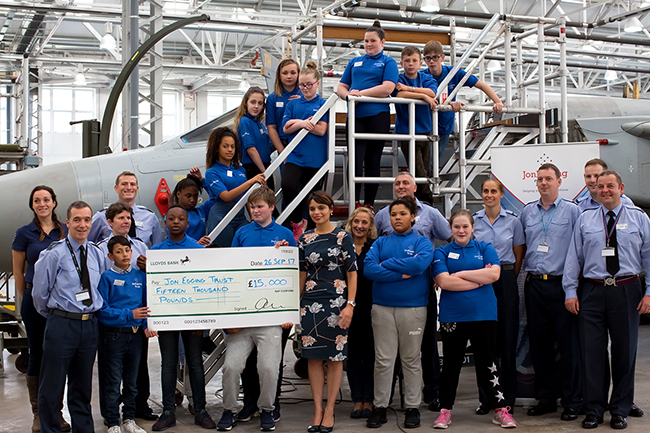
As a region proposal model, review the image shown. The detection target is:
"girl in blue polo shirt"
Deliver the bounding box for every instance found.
[432,209,517,429]
[267,58,301,152]
[235,87,279,191]
[336,20,398,209]
[281,61,329,241]
[190,127,265,247]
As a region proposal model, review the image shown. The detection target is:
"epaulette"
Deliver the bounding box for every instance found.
[625,204,646,213]
[96,238,108,246]
[561,198,575,204]
[98,208,107,213]
[505,209,518,217]
[132,236,145,244]
[46,239,65,250]
[472,211,480,216]
[524,200,538,207]
[88,242,102,250]
[135,205,154,213]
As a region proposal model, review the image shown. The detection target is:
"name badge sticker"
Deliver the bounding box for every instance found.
[75,291,90,302]
[135,221,144,227]
[227,170,233,177]
[537,243,549,253]
[354,61,363,67]
[448,252,460,259]
[616,223,628,230]
[114,280,125,286]
[415,216,421,222]
[602,247,616,257]
[276,102,284,108]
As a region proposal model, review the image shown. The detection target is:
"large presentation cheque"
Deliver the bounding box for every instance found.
[146,246,300,331]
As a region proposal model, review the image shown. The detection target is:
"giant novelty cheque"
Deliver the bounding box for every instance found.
[146,246,300,331]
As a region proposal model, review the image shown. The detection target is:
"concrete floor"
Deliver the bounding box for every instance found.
[2,326,649,433]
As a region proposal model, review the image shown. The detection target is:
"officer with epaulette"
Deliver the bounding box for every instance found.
[564,170,650,430]
[32,201,106,433]
[519,163,582,420]
[575,158,635,213]
[472,178,525,412]
[88,171,163,248]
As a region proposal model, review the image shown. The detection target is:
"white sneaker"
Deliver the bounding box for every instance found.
[122,419,146,433]
[107,426,121,433]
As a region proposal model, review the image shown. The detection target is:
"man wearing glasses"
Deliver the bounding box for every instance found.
[422,41,503,163]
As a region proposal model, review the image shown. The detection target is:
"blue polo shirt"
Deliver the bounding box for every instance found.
[433,239,500,322]
[203,161,248,203]
[423,65,479,135]
[232,219,297,248]
[281,95,329,168]
[340,51,399,118]
[12,221,66,284]
[150,235,203,250]
[239,114,272,165]
[392,71,438,134]
[473,208,525,265]
[96,265,148,328]
[267,88,302,141]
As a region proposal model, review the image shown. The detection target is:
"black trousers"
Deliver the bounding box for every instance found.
[241,327,291,410]
[421,289,441,403]
[439,321,504,410]
[348,111,390,207]
[243,162,275,191]
[134,328,152,414]
[479,268,519,407]
[280,163,321,225]
[524,276,582,409]
[579,279,643,417]
[39,314,98,433]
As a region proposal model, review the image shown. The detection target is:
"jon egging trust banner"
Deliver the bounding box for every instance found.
[490,143,600,214]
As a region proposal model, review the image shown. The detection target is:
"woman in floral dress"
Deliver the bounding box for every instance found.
[299,190,357,432]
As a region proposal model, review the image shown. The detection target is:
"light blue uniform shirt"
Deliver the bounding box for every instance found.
[89,205,163,248]
[520,195,580,275]
[239,114,272,165]
[32,234,106,317]
[563,202,650,299]
[575,193,634,213]
[392,71,438,134]
[340,51,399,118]
[473,208,525,265]
[375,198,451,243]
[281,95,329,168]
[96,234,148,270]
[267,88,302,141]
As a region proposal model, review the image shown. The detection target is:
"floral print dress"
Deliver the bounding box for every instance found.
[299,227,357,361]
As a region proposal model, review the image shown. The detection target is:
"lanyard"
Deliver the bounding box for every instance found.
[602,207,623,247]
[65,238,86,289]
[538,204,558,242]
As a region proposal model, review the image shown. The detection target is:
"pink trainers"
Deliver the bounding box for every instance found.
[433,409,452,429]
[493,407,517,428]
[291,218,307,243]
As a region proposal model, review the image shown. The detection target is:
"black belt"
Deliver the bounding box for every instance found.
[105,326,140,334]
[587,275,639,287]
[529,274,562,280]
[501,264,515,271]
[50,309,94,321]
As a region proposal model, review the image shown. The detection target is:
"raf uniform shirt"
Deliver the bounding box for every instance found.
[232,219,297,248]
[563,202,650,299]
[97,234,148,271]
[392,71,439,134]
[281,95,329,168]
[267,87,302,141]
[375,198,451,243]
[575,193,634,213]
[32,234,106,317]
[340,51,399,118]
[520,195,580,276]
[89,205,163,248]
[473,208,525,265]
[239,113,273,165]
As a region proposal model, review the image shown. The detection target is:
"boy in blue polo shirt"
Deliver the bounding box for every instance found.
[97,235,150,433]
[393,45,438,204]
[218,187,295,432]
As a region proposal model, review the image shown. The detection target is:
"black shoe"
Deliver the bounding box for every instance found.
[562,407,579,421]
[195,409,217,429]
[428,398,441,412]
[404,408,420,429]
[320,414,334,433]
[236,405,259,422]
[361,408,372,419]
[366,407,388,428]
[475,403,490,415]
[582,415,603,429]
[610,415,627,429]
[135,409,160,422]
[350,410,363,419]
[308,412,323,433]
[152,411,177,432]
[629,404,644,418]
[527,403,558,416]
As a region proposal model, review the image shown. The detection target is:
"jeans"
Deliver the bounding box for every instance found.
[437,133,451,161]
[206,201,248,247]
[104,330,142,427]
[21,286,47,377]
[158,330,206,414]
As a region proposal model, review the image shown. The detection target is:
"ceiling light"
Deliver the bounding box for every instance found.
[311,48,327,60]
[100,22,116,51]
[238,78,250,92]
[604,70,618,81]
[487,60,501,72]
[624,16,643,33]
[74,73,87,86]
[420,0,440,13]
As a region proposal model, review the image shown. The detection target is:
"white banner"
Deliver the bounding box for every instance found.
[491,143,600,209]
[146,246,300,331]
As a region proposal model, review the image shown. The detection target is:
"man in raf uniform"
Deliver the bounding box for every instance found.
[519,163,582,420]
[564,170,650,429]
[33,201,106,433]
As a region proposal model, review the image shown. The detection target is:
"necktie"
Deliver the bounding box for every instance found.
[80,245,93,306]
[606,211,620,276]
[129,213,137,238]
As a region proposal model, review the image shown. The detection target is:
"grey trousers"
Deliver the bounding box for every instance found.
[371,304,427,408]
[222,326,282,412]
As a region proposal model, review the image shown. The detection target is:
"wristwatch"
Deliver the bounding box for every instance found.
[347,300,356,307]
